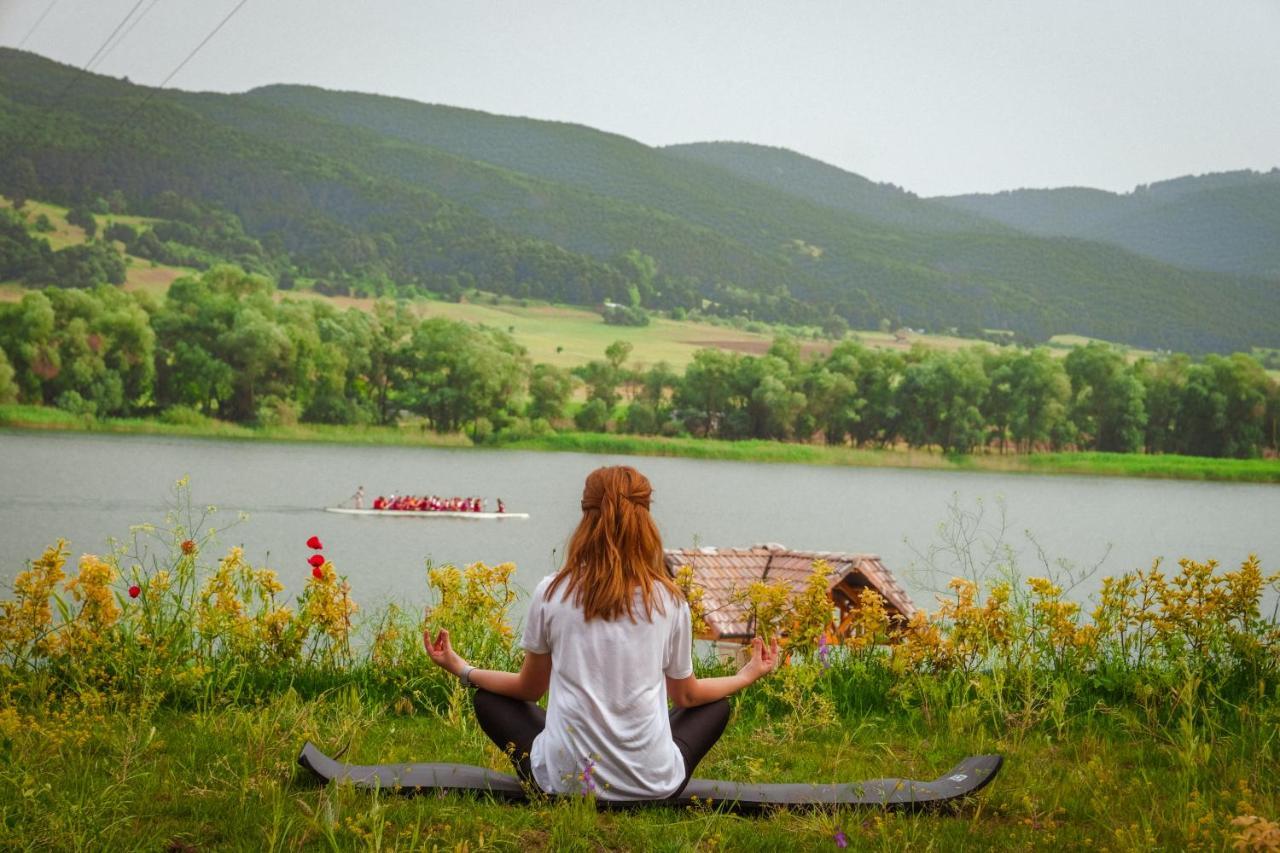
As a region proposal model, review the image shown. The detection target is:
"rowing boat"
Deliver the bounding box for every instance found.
[324,507,529,520]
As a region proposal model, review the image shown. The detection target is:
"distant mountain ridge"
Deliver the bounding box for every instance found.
[1,47,1277,354]
[937,170,1280,277]
[663,141,1005,234]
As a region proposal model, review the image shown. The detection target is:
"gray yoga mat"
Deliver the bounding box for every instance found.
[298,742,1002,810]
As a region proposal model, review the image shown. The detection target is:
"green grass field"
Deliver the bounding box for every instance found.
[5,688,1272,851]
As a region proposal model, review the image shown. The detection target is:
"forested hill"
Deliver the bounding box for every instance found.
[2,47,1278,354]
[937,170,1280,278]
[663,141,1002,234]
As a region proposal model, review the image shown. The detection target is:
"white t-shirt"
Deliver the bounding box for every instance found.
[521,573,693,800]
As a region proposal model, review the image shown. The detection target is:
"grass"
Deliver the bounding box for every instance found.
[505,432,1280,483]
[0,196,196,301]
[4,403,1279,483]
[1,677,1274,850]
[0,404,475,448]
[287,292,822,371]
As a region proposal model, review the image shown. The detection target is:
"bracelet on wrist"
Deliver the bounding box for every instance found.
[459,665,477,688]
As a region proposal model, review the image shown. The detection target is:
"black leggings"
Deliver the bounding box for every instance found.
[472,689,730,797]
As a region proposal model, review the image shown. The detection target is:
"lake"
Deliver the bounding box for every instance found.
[2,431,1278,619]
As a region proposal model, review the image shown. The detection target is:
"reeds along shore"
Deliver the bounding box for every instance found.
[1,489,1278,848]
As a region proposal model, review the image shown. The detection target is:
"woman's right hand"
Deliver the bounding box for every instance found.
[739,636,781,683]
[423,627,468,677]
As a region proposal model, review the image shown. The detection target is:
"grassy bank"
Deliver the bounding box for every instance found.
[0,404,474,449]
[5,402,1279,483]
[4,686,1276,851]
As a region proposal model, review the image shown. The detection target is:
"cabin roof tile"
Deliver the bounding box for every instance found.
[663,545,915,640]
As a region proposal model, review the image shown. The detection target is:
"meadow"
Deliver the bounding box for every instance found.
[1,485,1278,850]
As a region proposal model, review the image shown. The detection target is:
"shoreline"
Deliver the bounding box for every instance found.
[3,403,1278,484]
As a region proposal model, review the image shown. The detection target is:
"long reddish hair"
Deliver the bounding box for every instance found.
[546,466,682,622]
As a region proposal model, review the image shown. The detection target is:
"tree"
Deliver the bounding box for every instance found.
[675,348,737,437]
[1176,354,1269,458]
[820,314,849,340]
[575,359,620,409]
[152,266,275,417]
[604,340,633,370]
[846,347,904,448]
[602,304,649,326]
[621,400,659,434]
[1065,343,1146,452]
[0,346,16,403]
[1136,356,1188,454]
[615,249,658,306]
[1007,349,1072,452]
[574,398,609,432]
[981,350,1018,453]
[399,318,528,435]
[7,158,38,210]
[0,291,57,402]
[66,206,97,239]
[104,222,137,244]
[365,300,413,425]
[528,363,573,422]
[638,361,678,406]
[895,349,988,453]
[729,354,806,440]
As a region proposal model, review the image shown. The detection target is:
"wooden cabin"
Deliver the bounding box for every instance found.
[663,543,916,645]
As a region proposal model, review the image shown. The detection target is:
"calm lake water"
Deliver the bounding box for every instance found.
[2,431,1278,618]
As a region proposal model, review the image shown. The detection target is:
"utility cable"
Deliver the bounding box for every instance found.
[17,0,58,48]
[74,0,147,84]
[88,0,162,72]
[8,0,145,156]
[44,0,146,108]
[113,0,250,133]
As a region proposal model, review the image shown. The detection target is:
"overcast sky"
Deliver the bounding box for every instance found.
[4,0,1278,197]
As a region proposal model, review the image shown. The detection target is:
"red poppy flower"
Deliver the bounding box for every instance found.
[180,539,197,555]
[312,566,324,580]
[128,585,141,599]
[306,535,323,550]
[308,554,325,568]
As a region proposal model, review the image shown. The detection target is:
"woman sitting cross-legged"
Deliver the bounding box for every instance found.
[423,465,781,800]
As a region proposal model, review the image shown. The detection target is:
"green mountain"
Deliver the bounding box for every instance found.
[937,170,1280,278]
[663,141,1002,234]
[221,82,1280,353]
[1,47,1277,354]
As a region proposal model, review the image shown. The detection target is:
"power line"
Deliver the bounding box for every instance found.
[114,0,251,132]
[11,0,147,152]
[44,0,146,109]
[89,0,163,73]
[17,0,58,48]
[76,0,147,81]
[152,0,250,91]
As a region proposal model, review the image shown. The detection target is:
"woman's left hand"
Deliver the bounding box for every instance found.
[423,628,468,677]
[739,636,782,683]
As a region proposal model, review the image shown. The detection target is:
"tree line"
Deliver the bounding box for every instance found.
[0,267,1277,458]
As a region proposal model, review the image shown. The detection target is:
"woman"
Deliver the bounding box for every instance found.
[424,465,781,800]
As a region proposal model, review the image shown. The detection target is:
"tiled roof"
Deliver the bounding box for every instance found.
[663,544,916,640]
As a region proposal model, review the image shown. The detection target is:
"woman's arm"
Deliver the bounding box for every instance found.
[665,636,780,708]
[424,628,551,702]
